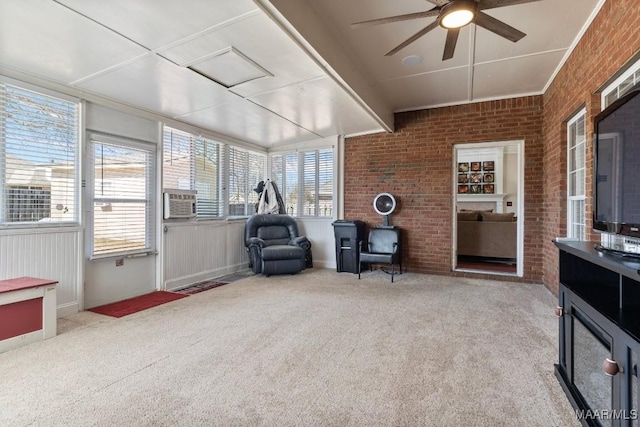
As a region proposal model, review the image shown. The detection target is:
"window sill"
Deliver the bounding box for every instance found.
[89,250,157,261]
[0,223,81,235]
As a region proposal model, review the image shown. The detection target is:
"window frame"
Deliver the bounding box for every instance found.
[162,125,267,220]
[0,77,81,228]
[602,58,640,109]
[162,126,224,219]
[269,146,335,218]
[227,145,267,218]
[88,132,156,259]
[566,108,587,240]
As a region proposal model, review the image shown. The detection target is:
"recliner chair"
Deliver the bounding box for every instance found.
[244,214,311,276]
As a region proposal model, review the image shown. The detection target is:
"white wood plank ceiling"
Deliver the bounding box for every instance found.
[0,0,604,147]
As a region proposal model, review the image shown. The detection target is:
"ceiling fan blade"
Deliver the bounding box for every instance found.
[474,10,526,42]
[479,0,542,11]
[351,9,440,29]
[442,28,460,60]
[385,20,440,56]
[426,0,449,6]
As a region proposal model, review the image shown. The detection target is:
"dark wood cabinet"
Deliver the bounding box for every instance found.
[555,241,640,427]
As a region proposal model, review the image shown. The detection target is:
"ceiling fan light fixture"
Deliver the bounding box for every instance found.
[440,0,476,29]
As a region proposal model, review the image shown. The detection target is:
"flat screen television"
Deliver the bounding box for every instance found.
[593,84,640,241]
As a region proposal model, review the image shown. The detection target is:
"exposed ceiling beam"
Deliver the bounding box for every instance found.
[256,0,394,133]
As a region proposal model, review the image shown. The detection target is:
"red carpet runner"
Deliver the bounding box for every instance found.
[88,291,187,318]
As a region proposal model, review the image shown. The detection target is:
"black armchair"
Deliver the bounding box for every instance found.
[244,214,312,276]
[358,227,402,282]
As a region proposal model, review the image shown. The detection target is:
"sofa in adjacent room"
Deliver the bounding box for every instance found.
[457,211,517,260]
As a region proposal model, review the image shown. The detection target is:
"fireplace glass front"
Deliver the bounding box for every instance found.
[573,311,613,427]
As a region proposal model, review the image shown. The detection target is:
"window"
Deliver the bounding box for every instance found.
[567,109,586,240]
[163,126,266,219]
[271,152,299,216]
[271,148,334,217]
[602,59,640,108]
[228,146,266,216]
[0,79,79,225]
[163,127,222,218]
[89,135,155,257]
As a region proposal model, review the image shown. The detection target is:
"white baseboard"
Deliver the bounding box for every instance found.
[57,302,79,318]
[164,262,248,291]
[311,260,334,269]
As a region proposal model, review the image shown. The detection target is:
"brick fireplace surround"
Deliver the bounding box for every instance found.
[343,0,640,294]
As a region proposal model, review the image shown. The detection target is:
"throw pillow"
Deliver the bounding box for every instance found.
[457,211,479,221]
[480,212,515,222]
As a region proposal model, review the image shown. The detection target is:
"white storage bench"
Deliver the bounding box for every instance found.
[0,277,58,353]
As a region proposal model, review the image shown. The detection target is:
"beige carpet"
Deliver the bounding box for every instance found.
[0,269,578,426]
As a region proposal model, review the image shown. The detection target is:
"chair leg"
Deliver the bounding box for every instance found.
[391,263,395,283]
[358,261,361,279]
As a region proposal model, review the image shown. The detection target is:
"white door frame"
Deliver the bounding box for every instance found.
[84,132,158,308]
[452,140,524,277]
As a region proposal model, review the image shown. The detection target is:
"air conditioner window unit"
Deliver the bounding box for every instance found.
[163,189,197,220]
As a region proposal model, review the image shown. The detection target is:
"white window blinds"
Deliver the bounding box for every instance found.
[303,151,317,216]
[318,149,333,217]
[271,148,333,217]
[90,136,155,257]
[163,127,222,218]
[567,110,586,240]
[247,151,266,214]
[603,66,640,108]
[162,128,193,191]
[228,146,265,216]
[285,152,299,216]
[228,146,247,216]
[0,80,79,225]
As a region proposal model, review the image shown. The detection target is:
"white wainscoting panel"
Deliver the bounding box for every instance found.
[163,220,248,290]
[0,230,81,315]
[226,221,249,268]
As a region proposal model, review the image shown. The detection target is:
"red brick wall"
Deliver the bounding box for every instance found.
[345,97,543,282]
[344,1,640,291]
[542,0,640,294]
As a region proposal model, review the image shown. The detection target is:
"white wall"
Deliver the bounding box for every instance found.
[297,218,336,269]
[85,103,159,142]
[503,150,519,214]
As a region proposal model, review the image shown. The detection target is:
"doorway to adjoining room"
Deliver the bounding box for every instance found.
[453,141,524,277]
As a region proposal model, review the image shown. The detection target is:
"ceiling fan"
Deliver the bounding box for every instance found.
[351,0,541,60]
